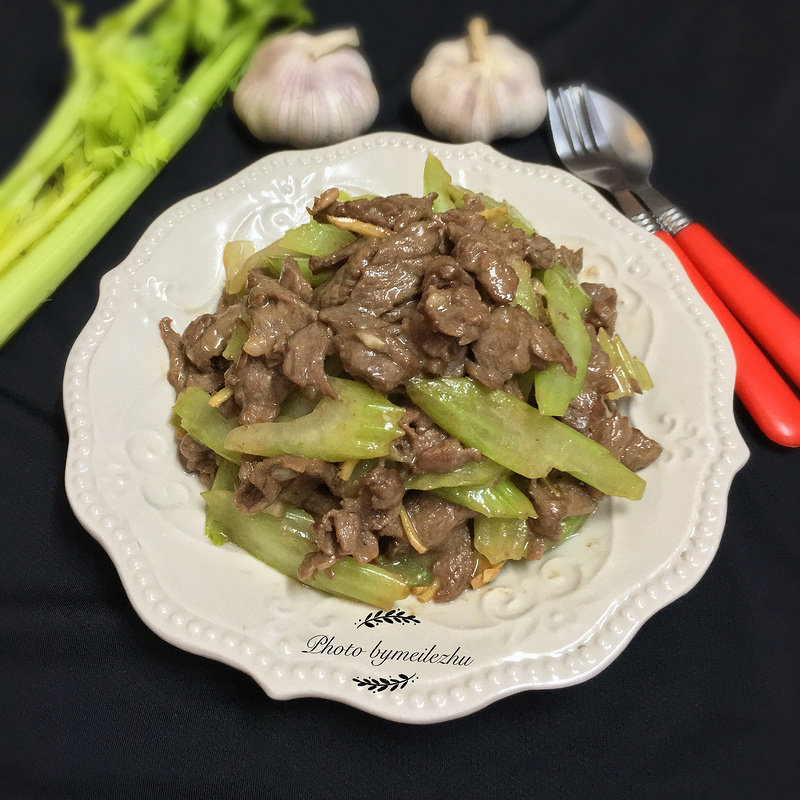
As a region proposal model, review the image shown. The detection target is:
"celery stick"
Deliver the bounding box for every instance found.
[173,386,239,463]
[276,219,355,256]
[405,459,508,490]
[204,490,409,609]
[204,458,238,545]
[598,328,655,400]
[422,153,466,212]
[473,517,530,564]
[534,264,592,416]
[433,478,537,519]
[222,319,248,361]
[276,390,319,421]
[0,3,311,345]
[406,377,645,500]
[376,551,434,588]
[559,513,590,541]
[225,377,405,461]
[510,259,540,317]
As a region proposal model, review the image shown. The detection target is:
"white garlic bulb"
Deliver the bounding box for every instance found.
[233,28,379,149]
[411,18,547,143]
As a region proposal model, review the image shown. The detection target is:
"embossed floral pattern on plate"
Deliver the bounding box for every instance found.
[63,133,748,723]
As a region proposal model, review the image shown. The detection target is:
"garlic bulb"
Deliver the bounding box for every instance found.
[411,18,547,143]
[234,28,379,148]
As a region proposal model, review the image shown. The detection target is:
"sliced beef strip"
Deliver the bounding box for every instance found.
[311,239,377,301]
[159,317,227,395]
[279,257,313,304]
[306,187,340,218]
[181,303,244,372]
[281,320,336,398]
[581,282,617,333]
[356,464,406,533]
[419,257,491,345]
[468,304,575,389]
[296,464,405,580]
[523,234,583,274]
[391,407,481,474]
[233,455,344,515]
[403,492,477,551]
[526,472,602,540]
[244,276,317,365]
[225,352,293,424]
[320,305,423,393]
[319,192,436,231]
[314,223,442,314]
[311,499,380,565]
[450,231,520,304]
[561,390,663,471]
[397,304,468,377]
[308,238,371,274]
[176,431,217,488]
[431,523,476,603]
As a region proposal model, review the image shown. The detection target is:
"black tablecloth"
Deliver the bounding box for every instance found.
[2,1,799,797]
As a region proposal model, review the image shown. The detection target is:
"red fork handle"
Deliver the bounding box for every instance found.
[674,222,800,388]
[656,231,800,447]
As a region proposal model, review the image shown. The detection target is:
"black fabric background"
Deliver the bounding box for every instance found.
[1,1,799,798]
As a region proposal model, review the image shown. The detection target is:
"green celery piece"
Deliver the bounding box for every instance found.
[597,328,654,400]
[406,377,645,501]
[510,259,540,318]
[422,153,466,212]
[224,377,405,461]
[473,517,530,564]
[276,390,319,421]
[473,192,535,235]
[433,478,537,519]
[534,263,592,416]
[405,459,508,490]
[376,551,434,588]
[204,458,239,545]
[222,319,248,361]
[275,219,355,256]
[173,386,239,462]
[203,489,409,609]
[559,513,590,541]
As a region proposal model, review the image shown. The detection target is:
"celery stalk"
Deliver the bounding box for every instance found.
[204,458,238,545]
[204,489,409,609]
[224,377,405,461]
[0,0,311,346]
[173,386,239,463]
[473,517,530,564]
[433,478,537,519]
[404,459,508,490]
[422,153,466,212]
[534,264,592,416]
[406,377,645,500]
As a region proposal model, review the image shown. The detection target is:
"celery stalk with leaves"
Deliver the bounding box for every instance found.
[0,0,311,345]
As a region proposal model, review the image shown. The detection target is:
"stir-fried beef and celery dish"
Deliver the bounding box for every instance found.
[160,155,662,609]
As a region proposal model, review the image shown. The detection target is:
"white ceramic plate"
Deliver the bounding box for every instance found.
[64,132,748,723]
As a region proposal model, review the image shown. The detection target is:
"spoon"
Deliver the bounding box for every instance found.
[583,87,800,390]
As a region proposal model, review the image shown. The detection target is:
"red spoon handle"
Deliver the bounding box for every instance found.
[656,231,800,447]
[674,222,800,388]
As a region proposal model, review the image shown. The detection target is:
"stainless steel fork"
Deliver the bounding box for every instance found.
[547,85,800,447]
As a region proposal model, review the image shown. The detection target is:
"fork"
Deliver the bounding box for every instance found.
[547,86,800,447]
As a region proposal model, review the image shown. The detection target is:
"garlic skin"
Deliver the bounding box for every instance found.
[411,18,547,143]
[234,28,379,149]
